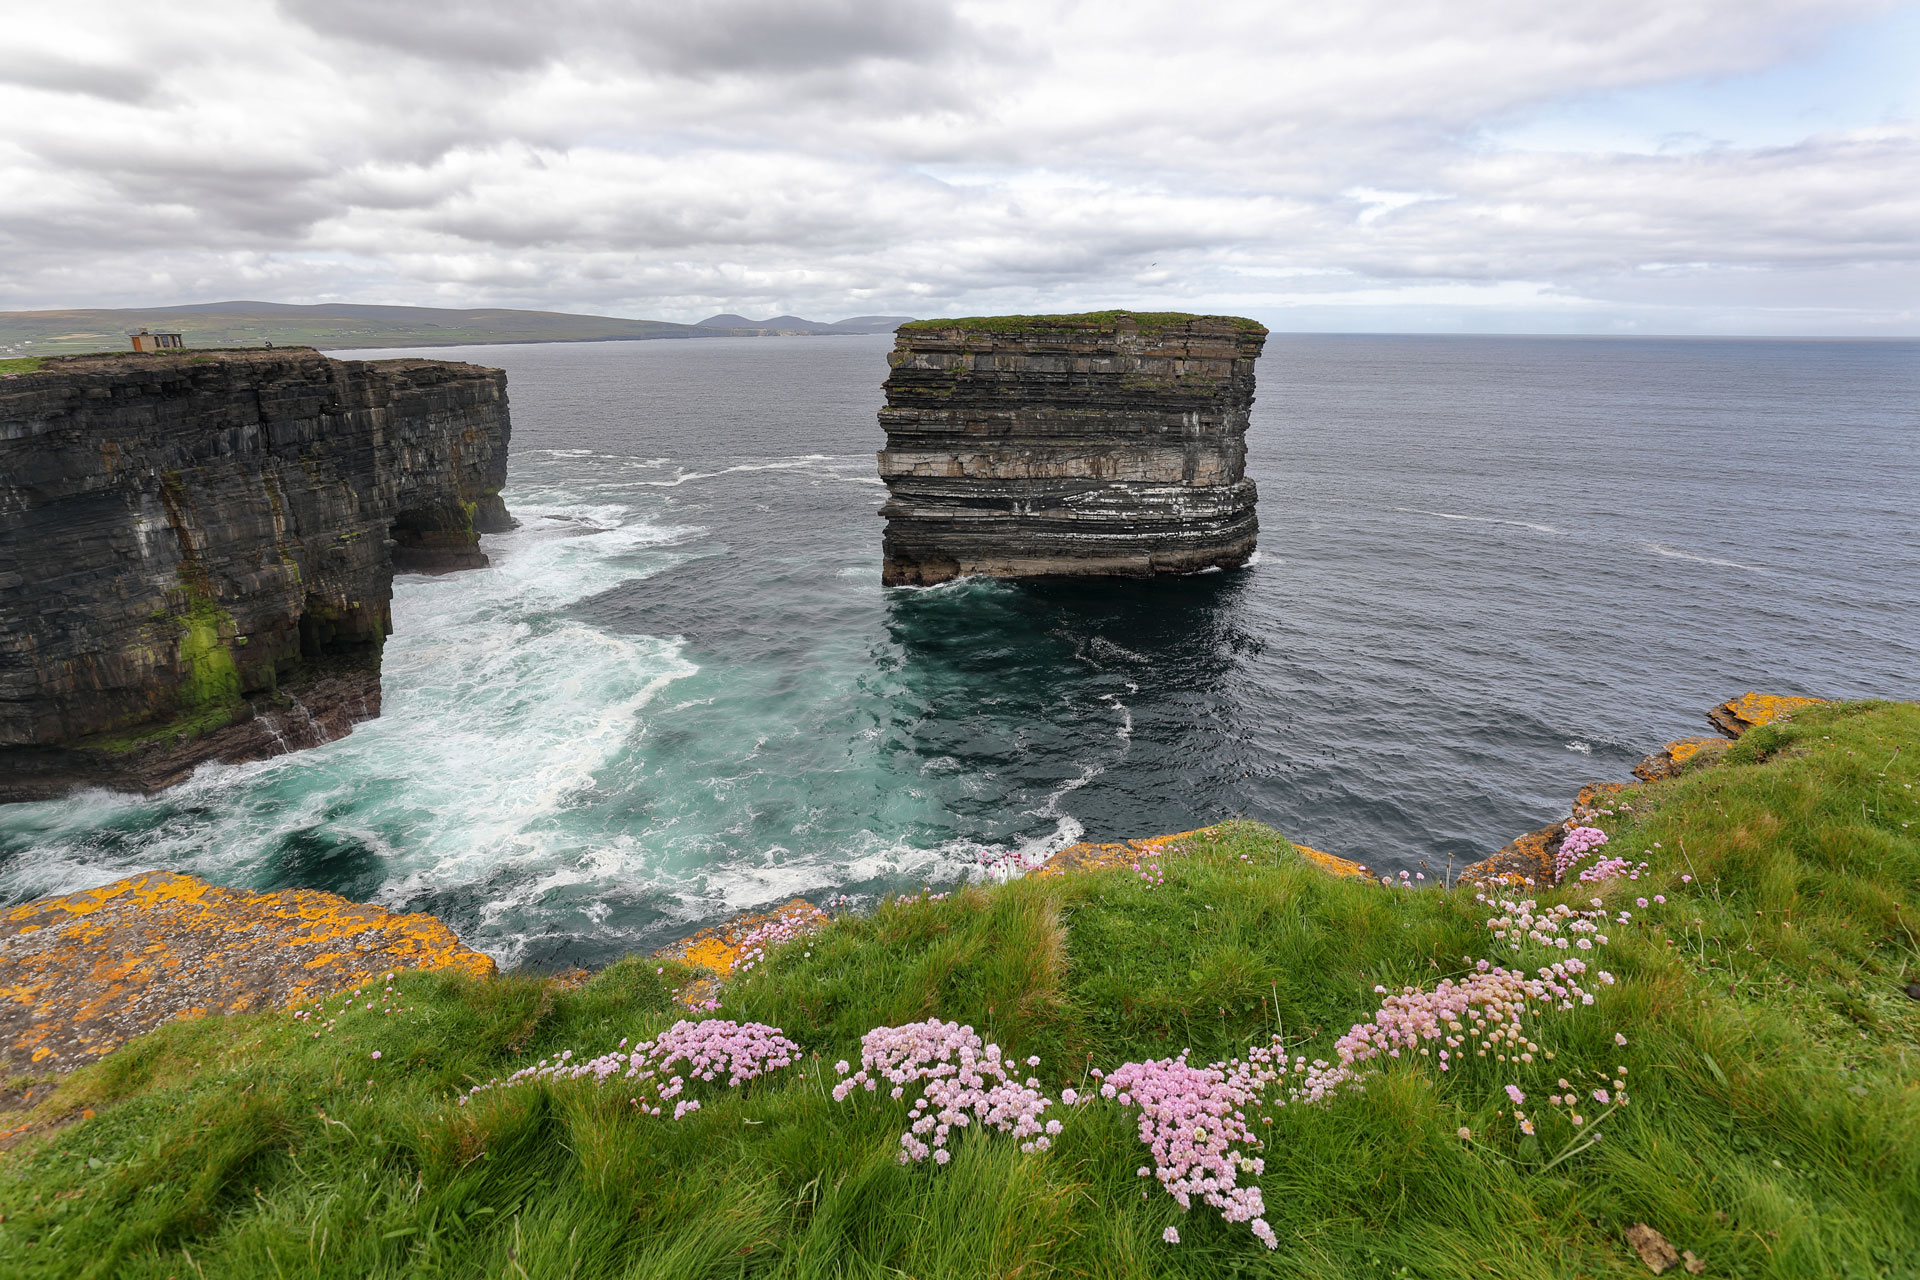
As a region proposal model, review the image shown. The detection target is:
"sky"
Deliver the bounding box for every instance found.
[2,0,1917,333]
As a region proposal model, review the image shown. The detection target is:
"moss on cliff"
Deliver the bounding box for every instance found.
[2,701,1915,1277]
[900,310,1268,335]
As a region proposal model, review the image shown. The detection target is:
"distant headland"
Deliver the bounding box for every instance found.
[0,301,917,358]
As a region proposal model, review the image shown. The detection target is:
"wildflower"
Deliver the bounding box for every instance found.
[370,1051,381,1060]
[1457,1126,1472,1140]
[1614,1032,1627,1046]
[1654,895,1666,904]
[1163,1227,1181,1244]
[1637,898,1649,908]
[1505,1084,1526,1105]
[1519,1117,1535,1135]
[1593,1089,1610,1104]
[1062,1088,1079,1105]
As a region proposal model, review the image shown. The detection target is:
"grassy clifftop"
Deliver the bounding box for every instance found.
[899,310,1268,335]
[2,701,1915,1278]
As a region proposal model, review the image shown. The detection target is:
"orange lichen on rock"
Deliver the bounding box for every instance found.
[651,898,828,978]
[0,871,494,1073]
[1707,692,1824,739]
[1633,736,1730,781]
[1290,843,1372,880]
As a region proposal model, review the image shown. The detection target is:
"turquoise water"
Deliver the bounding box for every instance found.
[3,334,1916,968]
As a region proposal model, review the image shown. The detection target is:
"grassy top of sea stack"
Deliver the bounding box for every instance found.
[0,700,1915,1277]
[898,310,1269,335]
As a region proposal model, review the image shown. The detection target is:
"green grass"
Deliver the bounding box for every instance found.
[899,310,1268,336]
[0,357,43,374]
[3,700,1916,1278]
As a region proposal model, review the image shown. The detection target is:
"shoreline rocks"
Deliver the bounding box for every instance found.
[876,312,1267,585]
[0,348,513,801]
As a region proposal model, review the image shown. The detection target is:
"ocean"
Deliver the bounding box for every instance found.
[3,334,1915,969]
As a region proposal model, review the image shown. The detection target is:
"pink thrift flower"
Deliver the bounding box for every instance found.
[1163,1226,1180,1244]
[370,1051,381,1060]
[1505,1084,1526,1105]
[1614,1032,1627,1046]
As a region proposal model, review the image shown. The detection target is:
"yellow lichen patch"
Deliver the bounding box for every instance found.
[1667,738,1725,765]
[1291,844,1372,879]
[651,898,829,980]
[0,871,495,1073]
[1709,691,1824,738]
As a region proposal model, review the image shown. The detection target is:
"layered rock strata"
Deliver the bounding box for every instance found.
[0,349,512,801]
[876,312,1268,585]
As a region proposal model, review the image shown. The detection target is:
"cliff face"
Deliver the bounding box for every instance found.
[877,312,1268,585]
[0,349,512,801]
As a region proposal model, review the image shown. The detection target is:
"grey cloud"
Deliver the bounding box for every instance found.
[277,0,965,75]
[0,50,158,103]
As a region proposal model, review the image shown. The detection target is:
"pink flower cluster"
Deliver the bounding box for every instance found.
[832,1020,1058,1164]
[457,1019,800,1119]
[1308,951,1603,1095]
[975,845,1050,881]
[732,914,820,975]
[1133,854,1166,887]
[1577,856,1648,884]
[1481,895,1611,954]
[1554,826,1609,881]
[1096,1053,1277,1248]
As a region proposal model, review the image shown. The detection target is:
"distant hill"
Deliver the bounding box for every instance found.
[0,302,917,356]
[696,314,915,335]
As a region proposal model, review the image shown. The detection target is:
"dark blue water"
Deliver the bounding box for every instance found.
[3,335,1915,968]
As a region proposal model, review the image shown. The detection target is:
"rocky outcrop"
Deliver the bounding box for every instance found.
[0,870,495,1073]
[876,312,1267,585]
[1706,692,1824,739]
[0,348,512,801]
[1632,693,1824,781]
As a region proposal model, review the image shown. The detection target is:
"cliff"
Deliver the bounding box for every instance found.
[0,348,512,801]
[877,311,1268,585]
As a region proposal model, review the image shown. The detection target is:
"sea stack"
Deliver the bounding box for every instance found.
[0,348,512,801]
[876,311,1268,585]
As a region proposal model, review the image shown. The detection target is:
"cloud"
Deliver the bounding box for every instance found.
[0,0,1915,332]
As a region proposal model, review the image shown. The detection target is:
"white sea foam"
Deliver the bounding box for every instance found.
[634,456,836,488]
[1641,542,1767,573]
[1393,507,1560,535]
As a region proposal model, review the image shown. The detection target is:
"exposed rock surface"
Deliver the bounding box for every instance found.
[0,348,511,801]
[1706,691,1824,739]
[1632,693,1823,781]
[1461,692,1826,886]
[0,871,494,1073]
[877,312,1267,585]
